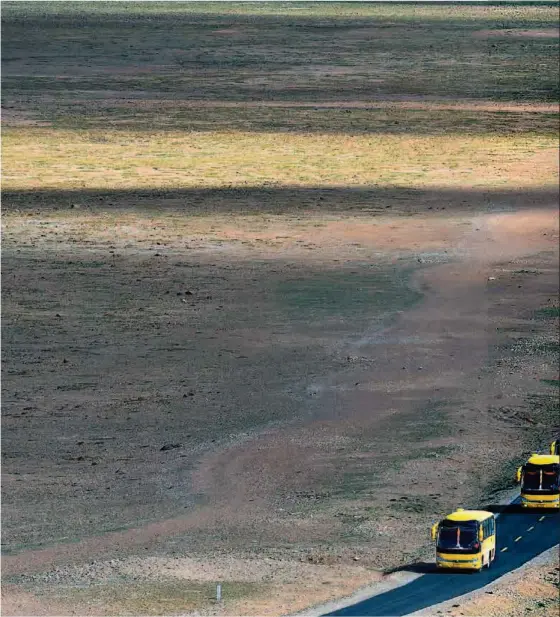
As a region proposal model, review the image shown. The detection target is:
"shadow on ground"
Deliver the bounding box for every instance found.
[3,186,558,215]
[2,2,559,136]
[384,561,438,575]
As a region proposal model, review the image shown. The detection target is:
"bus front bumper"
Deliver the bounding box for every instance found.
[436,554,481,570]
[521,494,560,508]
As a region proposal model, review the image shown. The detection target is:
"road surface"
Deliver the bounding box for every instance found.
[324,506,560,616]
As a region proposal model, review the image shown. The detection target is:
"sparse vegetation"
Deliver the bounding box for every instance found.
[2,1,559,615]
[33,578,263,616]
[534,306,560,319]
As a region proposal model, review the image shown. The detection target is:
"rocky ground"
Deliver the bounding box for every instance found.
[2,2,559,614]
[3,203,558,615]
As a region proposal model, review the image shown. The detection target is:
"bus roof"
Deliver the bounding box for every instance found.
[527,454,560,465]
[445,509,494,522]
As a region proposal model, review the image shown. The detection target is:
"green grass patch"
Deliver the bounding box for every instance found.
[318,406,454,504]
[505,336,559,358]
[534,306,560,319]
[390,401,452,442]
[533,340,560,354]
[276,266,422,328]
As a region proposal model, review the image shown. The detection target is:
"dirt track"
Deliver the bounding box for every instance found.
[2,2,559,613]
[3,201,559,615]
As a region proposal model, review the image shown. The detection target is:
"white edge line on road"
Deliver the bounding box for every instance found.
[286,571,424,617]
[408,544,560,617]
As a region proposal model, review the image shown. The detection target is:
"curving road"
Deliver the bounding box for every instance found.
[324,504,560,616]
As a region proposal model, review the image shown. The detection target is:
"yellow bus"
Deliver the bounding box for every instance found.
[431,508,497,572]
[551,438,559,455]
[516,454,560,509]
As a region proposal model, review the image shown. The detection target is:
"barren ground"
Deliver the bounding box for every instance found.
[2,2,559,615]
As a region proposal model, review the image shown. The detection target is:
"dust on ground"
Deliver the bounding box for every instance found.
[3,203,559,615]
[2,2,559,615]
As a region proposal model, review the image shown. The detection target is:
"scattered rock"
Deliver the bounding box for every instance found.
[160,443,182,451]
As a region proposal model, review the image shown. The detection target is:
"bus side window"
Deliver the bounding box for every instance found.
[482,518,493,539]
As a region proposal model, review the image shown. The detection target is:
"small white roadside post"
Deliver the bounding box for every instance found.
[216,583,222,603]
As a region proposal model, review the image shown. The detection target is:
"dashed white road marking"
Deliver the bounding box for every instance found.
[538,516,546,522]
[514,536,522,542]
[527,526,535,531]
[500,547,508,552]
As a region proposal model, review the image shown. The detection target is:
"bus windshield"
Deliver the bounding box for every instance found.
[523,470,541,489]
[437,526,478,550]
[523,467,559,490]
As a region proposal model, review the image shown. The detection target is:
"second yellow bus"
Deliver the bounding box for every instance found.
[431,508,497,572]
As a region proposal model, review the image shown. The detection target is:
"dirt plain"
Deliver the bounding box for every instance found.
[2,2,560,615]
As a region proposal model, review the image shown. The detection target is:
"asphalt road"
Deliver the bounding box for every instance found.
[325,506,560,616]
